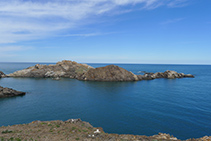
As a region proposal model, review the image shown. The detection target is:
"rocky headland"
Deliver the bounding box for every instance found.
[7,60,194,81]
[0,119,209,141]
[0,86,26,98]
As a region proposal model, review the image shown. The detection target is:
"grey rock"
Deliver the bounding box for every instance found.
[8,60,93,78]
[0,86,26,98]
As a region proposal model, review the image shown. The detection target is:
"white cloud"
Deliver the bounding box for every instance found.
[0,0,188,44]
[167,0,189,7]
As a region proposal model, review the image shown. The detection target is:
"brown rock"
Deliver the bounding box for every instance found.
[81,65,138,81]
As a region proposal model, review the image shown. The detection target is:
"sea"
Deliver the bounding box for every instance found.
[0,62,210,140]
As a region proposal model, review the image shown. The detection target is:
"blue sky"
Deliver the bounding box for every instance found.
[0,0,211,64]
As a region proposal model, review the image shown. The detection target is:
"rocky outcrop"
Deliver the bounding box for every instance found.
[0,86,26,98]
[8,60,93,78]
[0,71,6,78]
[138,70,194,80]
[7,60,194,81]
[79,65,139,81]
[0,118,209,141]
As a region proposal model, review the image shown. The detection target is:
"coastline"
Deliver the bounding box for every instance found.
[0,119,210,141]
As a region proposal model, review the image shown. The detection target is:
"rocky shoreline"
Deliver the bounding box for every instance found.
[7,60,194,81]
[0,119,209,141]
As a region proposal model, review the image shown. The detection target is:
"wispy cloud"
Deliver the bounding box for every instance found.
[0,0,188,44]
[161,18,185,25]
[167,0,189,7]
[0,46,32,57]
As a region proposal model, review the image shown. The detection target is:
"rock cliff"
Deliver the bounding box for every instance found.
[0,86,26,98]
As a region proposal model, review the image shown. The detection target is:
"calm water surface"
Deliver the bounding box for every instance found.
[0,63,210,139]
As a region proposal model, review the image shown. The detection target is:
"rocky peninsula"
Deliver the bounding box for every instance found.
[0,86,26,98]
[0,119,209,141]
[8,60,194,81]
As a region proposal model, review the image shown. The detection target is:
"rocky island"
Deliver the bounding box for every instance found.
[0,86,26,98]
[0,118,209,141]
[7,60,194,81]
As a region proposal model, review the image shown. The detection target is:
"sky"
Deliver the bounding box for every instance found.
[0,0,211,64]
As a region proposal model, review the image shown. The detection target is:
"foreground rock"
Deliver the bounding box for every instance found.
[0,119,209,141]
[0,86,26,98]
[8,60,93,78]
[79,65,138,81]
[0,71,6,78]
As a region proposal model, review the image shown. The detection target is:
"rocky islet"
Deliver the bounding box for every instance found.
[0,86,26,98]
[7,60,194,81]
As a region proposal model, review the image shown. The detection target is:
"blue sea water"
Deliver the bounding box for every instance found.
[0,62,210,140]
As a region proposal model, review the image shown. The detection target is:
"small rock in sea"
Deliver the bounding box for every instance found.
[52,77,60,80]
[0,86,26,98]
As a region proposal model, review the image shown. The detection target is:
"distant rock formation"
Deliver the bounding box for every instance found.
[138,70,194,80]
[8,60,93,78]
[78,65,138,81]
[7,60,194,81]
[0,71,6,78]
[0,86,26,98]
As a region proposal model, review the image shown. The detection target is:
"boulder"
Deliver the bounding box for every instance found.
[0,86,26,98]
[80,65,138,81]
[184,74,195,78]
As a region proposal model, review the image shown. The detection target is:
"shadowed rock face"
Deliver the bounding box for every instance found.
[0,71,6,78]
[8,60,93,78]
[79,65,139,81]
[0,86,26,98]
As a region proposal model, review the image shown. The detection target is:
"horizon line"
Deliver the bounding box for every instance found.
[0,61,210,66]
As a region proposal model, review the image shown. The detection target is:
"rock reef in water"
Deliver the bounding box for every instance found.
[8,60,93,78]
[7,60,194,81]
[0,118,209,141]
[0,86,26,98]
[138,70,194,80]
